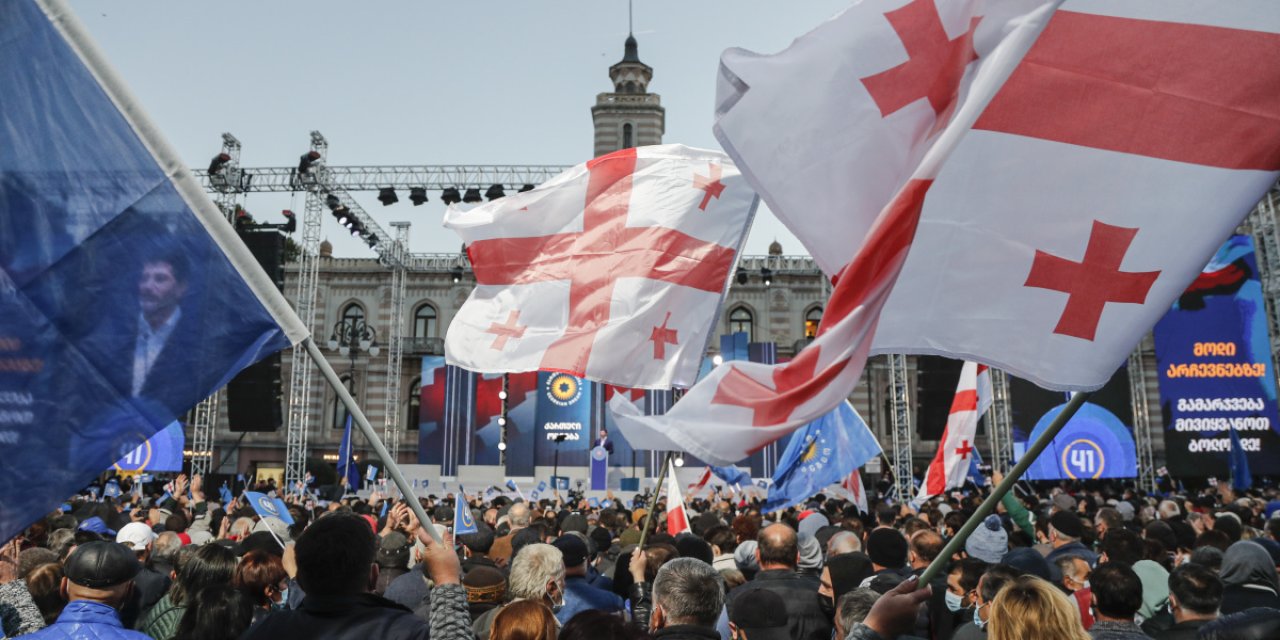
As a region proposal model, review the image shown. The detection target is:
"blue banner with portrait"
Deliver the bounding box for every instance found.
[1154,235,1280,477]
[535,372,594,467]
[0,1,295,542]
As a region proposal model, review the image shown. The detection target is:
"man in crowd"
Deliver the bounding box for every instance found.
[1088,563,1148,640]
[649,557,725,639]
[1045,511,1098,569]
[473,542,564,639]
[26,540,150,640]
[952,564,1019,640]
[552,534,623,624]
[728,523,832,640]
[489,502,529,565]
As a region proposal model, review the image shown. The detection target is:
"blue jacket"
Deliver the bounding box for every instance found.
[556,575,625,625]
[24,600,153,640]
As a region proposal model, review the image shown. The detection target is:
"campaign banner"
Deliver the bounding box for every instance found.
[417,358,475,473]
[1010,368,1138,480]
[535,372,594,467]
[112,421,184,474]
[1154,235,1280,476]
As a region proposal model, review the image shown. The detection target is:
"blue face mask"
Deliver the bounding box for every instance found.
[945,590,965,613]
[973,603,987,629]
[272,587,289,611]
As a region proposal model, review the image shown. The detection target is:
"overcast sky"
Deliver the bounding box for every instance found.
[68,0,852,259]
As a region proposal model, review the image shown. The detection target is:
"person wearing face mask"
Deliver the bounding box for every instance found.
[23,540,151,640]
[232,550,290,625]
[472,543,566,640]
[932,557,988,640]
[1053,555,1095,630]
[951,564,1019,640]
[818,553,875,624]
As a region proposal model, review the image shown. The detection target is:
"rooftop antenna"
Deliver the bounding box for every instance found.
[629,0,633,35]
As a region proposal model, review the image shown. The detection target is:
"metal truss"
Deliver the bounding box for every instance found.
[1248,186,1280,372]
[888,354,914,502]
[988,368,1014,473]
[283,132,327,494]
[383,222,410,462]
[191,164,569,194]
[1129,348,1156,492]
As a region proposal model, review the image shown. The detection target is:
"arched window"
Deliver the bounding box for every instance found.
[332,373,354,429]
[624,81,638,94]
[622,123,634,149]
[406,377,421,431]
[413,304,437,338]
[804,307,823,339]
[341,302,365,325]
[728,307,754,340]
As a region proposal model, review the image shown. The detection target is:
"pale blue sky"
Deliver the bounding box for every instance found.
[68,0,851,258]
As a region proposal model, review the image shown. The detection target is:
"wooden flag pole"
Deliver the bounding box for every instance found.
[918,391,1091,586]
[305,338,444,544]
[637,451,675,550]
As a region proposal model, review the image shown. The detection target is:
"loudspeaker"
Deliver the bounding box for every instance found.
[620,477,640,491]
[228,229,285,432]
[227,353,283,432]
[915,355,966,440]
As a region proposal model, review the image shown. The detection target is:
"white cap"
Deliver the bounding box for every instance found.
[116,522,158,551]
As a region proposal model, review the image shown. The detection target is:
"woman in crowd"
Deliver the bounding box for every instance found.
[139,543,237,640]
[986,575,1089,640]
[173,584,254,640]
[1218,540,1280,614]
[489,598,558,640]
[232,550,289,624]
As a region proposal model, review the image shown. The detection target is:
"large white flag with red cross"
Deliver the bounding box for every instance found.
[917,362,992,502]
[615,0,1280,464]
[444,144,756,389]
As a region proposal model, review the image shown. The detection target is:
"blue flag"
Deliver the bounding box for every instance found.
[1229,425,1253,490]
[337,415,360,490]
[103,480,121,499]
[505,479,519,493]
[246,491,295,526]
[0,1,303,542]
[588,497,600,508]
[112,422,185,473]
[765,402,881,513]
[710,465,751,487]
[454,492,478,534]
[366,464,379,483]
[968,449,988,488]
[219,483,233,505]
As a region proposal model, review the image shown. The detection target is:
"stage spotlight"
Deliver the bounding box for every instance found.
[298,150,322,174]
[325,194,342,211]
[485,184,506,201]
[498,417,507,427]
[713,354,724,366]
[761,267,773,287]
[519,184,536,193]
[441,187,462,205]
[498,441,507,451]
[233,206,253,232]
[409,187,428,206]
[462,188,483,203]
[498,390,508,400]
[208,152,231,176]
[365,234,378,248]
[675,455,685,467]
[281,209,297,233]
[736,269,749,285]
[450,266,463,284]
[378,187,398,206]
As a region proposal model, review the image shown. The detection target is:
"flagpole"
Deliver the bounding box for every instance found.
[304,338,444,544]
[918,391,1090,586]
[637,451,674,550]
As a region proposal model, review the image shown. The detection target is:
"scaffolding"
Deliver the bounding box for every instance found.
[1129,348,1156,492]
[383,222,410,463]
[889,354,914,502]
[988,368,1014,474]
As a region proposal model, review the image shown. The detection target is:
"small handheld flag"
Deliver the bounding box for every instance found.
[245,491,295,526]
[454,492,478,535]
[218,483,233,504]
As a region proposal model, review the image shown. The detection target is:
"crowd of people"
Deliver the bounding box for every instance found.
[2,471,1280,640]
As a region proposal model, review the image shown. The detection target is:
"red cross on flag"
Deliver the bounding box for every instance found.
[616,0,1280,464]
[666,460,692,536]
[444,145,756,389]
[917,362,992,502]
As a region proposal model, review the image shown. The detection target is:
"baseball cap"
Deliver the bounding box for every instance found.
[729,589,789,640]
[77,516,116,537]
[115,522,157,551]
[553,534,588,568]
[64,540,141,589]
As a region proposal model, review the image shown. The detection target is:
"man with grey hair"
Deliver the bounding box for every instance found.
[490,502,531,566]
[473,542,565,640]
[828,531,863,558]
[149,532,181,579]
[650,557,725,638]
[835,588,880,640]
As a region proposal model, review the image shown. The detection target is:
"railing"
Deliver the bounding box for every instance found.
[402,337,445,355]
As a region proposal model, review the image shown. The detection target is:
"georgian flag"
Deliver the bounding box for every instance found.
[687,467,713,497]
[445,145,757,389]
[917,362,992,501]
[616,0,1280,464]
[666,461,692,536]
[842,470,869,515]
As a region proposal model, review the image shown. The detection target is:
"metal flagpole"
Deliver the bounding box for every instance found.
[637,451,675,550]
[918,391,1090,585]
[304,337,444,544]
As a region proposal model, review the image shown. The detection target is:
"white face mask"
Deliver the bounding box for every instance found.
[945,590,965,612]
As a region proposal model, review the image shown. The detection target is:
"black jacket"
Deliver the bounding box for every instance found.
[241,593,428,640]
[727,569,833,640]
[652,625,721,640]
